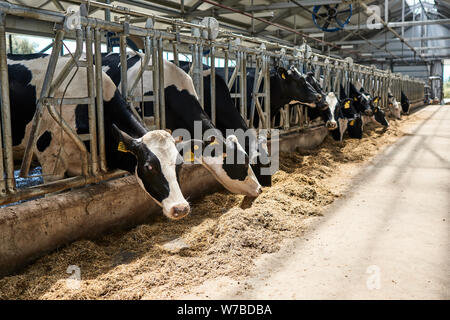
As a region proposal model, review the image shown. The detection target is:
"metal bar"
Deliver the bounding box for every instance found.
[120,33,128,100]
[158,36,166,130]
[0,13,14,193]
[85,26,99,175]
[0,170,127,206]
[152,36,160,129]
[19,27,65,178]
[94,28,107,172]
[210,45,216,125]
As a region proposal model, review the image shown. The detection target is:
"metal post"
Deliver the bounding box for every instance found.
[152,36,160,129]
[120,33,128,100]
[158,36,166,129]
[85,26,99,175]
[210,45,216,125]
[94,28,107,172]
[264,54,271,130]
[0,13,15,193]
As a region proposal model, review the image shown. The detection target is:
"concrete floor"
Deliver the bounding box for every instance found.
[185,105,450,299]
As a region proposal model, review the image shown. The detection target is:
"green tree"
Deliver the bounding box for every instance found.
[6,34,38,54]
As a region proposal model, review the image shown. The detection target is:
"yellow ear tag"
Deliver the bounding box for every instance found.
[184,151,195,162]
[117,141,129,153]
[281,73,286,80]
[193,145,199,151]
[209,140,219,146]
[344,101,350,109]
[349,120,355,126]
[374,97,379,103]
[354,97,358,101]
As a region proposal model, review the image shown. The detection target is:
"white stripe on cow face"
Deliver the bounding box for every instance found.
[387,94,402,120]
[136,130,190,220]
[325,92,338,130]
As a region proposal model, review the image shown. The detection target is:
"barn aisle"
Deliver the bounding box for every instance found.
[185,105,450,299]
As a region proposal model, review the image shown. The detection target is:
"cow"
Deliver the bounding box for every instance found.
[387,90,402,120]
[349,82,373,116]
[303,72,336,130]
[7,53,191,220]
[176,61,272,186]
[325,90,360,142]
[401,91,410,115]
[358,87,390,126]
[215,65,322,129]
[337,85,363,139]
[101,52,262,197]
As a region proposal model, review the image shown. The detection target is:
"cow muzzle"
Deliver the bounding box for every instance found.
[326,120,337,130]
[168,203,190,220]
[364,109,373,116]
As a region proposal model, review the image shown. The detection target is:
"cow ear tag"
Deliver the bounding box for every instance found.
[117,141,129,153]
[353,97,358,101]
[281,73,286,80]
[349,120,355,126]
[184,151,195,162]
[374,97,379,103]
[209,140,219,146]
[344,101,351,109]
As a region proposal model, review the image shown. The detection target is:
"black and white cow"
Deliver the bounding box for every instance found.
[349,82,373,116]
[401,91,410,114]
[387,90,402,120]
[176,61,272,187]
[303,72,336,130]
[357,86,389,127]
[337,85,363,139]
[216,65,322,129]
[324,90,360,141]
[7,53,190,220]
[101,52,262,197]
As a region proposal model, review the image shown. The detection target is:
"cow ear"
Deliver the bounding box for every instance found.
[277,67,288,80]
[112,124,140,154]
[177,139,204,163]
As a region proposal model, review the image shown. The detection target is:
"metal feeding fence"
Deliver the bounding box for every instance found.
[0,1,425,206]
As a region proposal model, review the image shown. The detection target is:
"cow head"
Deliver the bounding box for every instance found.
[348,83,372,116]
[305,72,329,110]
[113,125,190,220]
[336,86,363,140]
[277,66,322,107]
[179,134,262,197]
[324,92,338,130]
[370,96,389,127]
[387,92,402,120]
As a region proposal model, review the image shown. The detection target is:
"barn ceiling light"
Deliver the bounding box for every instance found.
[309,32,325,38]
[361,53,372,57]
[341,45,354,49]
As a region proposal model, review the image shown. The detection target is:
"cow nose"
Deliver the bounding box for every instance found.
[326,120,337,130]
[315,93,322,102]
[169,203,190,220]
[257,186,263,195]
[365,109,373,116]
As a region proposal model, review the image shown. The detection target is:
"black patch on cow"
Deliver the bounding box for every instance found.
[222,140,249,181]
[7,63,37,146]
[7,53,48,60]
[36,131,52,152]
[101,52,141,86]
[134,144,170,203]
[347,117,363,139]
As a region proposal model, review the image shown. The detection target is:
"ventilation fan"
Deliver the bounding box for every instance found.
[312,4,352,32]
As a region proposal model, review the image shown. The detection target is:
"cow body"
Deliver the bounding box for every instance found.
[101,52,262,197]
[401,91,410,114]
[7,54,189,219]
[215,66,321,129]
[387,91,402,120]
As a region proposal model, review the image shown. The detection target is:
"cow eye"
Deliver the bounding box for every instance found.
[146,163,153,171]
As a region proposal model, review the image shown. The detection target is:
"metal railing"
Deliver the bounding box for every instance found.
[0,1,425,206]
